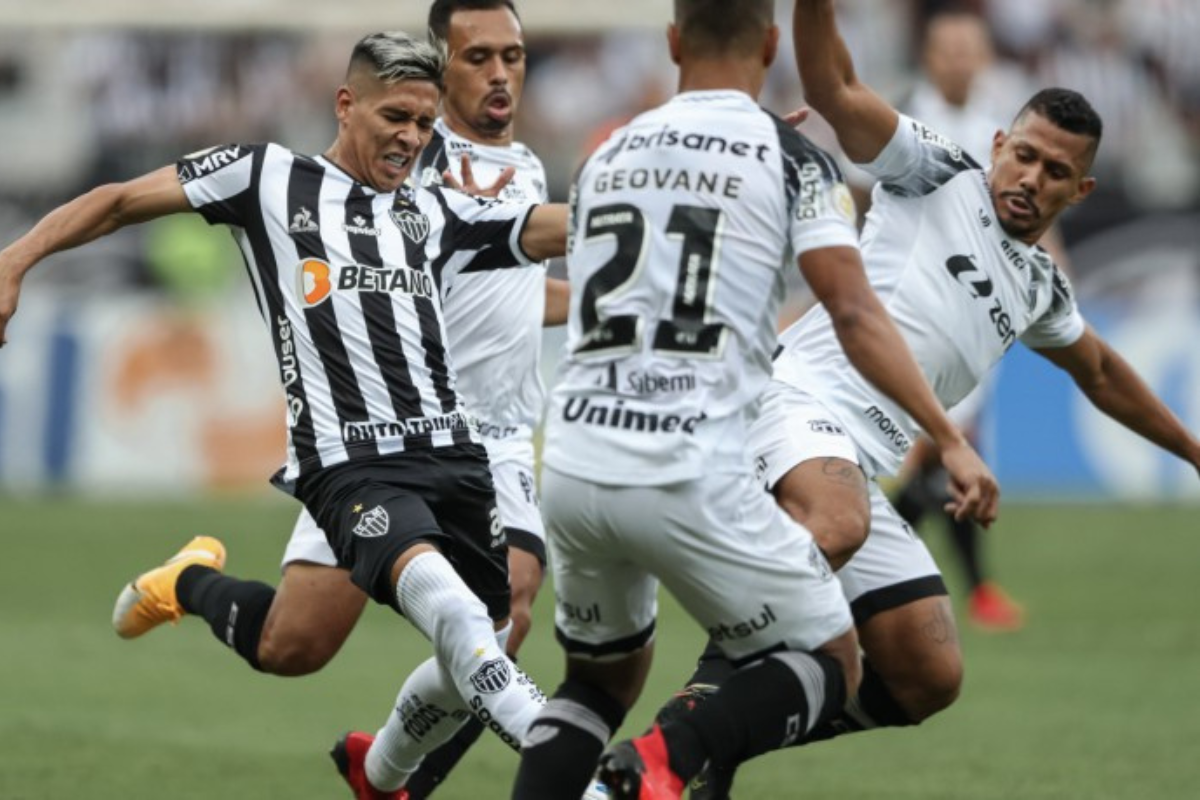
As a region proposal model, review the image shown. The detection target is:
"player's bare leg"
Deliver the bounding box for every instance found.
[504,548,545,654]
[852,595,962,722]
[257,563,367,675]
[117,540,365,676]
[773,457,870,569]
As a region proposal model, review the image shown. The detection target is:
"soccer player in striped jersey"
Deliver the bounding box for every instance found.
[665,3,1200,797]
[306,3,569,796]
[510,2,999,798]
[0,31,568,800]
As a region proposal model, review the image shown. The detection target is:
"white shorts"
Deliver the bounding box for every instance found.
[749,384,872,489]
[484,438,546,561]
[544,466,853,664]
[281,506,339,569]
[280,440,546,570]
[840,484,945,623]
[747,383,945,623]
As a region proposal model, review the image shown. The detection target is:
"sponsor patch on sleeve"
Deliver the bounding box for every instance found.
[177,144,250,184]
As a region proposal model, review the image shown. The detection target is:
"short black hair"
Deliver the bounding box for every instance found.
[674,0,774,57]
[428,0,519,44]
[1016,87,1104,144]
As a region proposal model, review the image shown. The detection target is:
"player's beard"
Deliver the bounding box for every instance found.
[995,190,1041,239]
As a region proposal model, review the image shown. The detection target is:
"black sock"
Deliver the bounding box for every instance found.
[688,639,737,687]
[512,679,626,800]
[664,651,845,780]
[949,516,985,589]
[176,565,275,672]
[801,658,917,744]
[403,716,485,800]
[655,640,734,727]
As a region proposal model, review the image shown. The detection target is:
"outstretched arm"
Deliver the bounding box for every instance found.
[801,246,1000,525]
[0,166,190,346]
[519,203,568,263]
[1036,328,1200,476]
[793,0,901,163]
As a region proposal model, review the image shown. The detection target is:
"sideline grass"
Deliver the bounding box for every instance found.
[1,497,1197,799]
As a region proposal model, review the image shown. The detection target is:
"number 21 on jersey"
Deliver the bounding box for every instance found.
[574,202,729,360]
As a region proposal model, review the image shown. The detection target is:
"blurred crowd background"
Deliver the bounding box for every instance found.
[0,0,1197,499]
[2,0,1198,237]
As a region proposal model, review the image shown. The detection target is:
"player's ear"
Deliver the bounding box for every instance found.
[334,85,354,124]
[1070,175,1097,206]
[990,129,1006,163]
[763,23,780,67]
[667,23,682,65]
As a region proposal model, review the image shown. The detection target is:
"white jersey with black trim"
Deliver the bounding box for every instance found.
[417,118,550,449]
[771,114,1086,475]
[543,90,861,486]
[175,142,537,488]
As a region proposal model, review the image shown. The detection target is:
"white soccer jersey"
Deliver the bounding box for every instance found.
[542,91,860,486]
[771,115,1086,475]
[417,119,550,445]
[176,143,537,488]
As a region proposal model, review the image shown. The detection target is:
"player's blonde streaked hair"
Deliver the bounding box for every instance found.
[348,31,446,90]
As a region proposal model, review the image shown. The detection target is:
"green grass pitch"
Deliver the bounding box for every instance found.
[1,496,1197,799]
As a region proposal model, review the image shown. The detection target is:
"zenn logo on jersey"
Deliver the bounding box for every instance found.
[297,259,435,307]
[943,255,1016,348]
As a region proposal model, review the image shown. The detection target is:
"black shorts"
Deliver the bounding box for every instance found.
[296,444,510,620]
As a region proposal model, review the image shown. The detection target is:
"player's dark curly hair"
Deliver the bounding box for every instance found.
[428,0,520,45]
[1016,88,1104,144]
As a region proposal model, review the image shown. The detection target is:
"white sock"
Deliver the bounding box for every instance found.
[365,620,520,790]
[396,552,545,752]
[365,656,471,790]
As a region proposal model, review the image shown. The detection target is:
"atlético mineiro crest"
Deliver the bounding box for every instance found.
[469,658,512,694]
[390,191,430,244]
[353,505,390,538]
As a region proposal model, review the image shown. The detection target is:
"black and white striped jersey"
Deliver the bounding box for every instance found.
[176,142,538,487]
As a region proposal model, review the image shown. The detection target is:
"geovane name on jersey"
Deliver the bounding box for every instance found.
[297,258,434,307]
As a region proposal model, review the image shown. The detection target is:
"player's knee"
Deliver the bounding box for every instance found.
[799,504,869,569]
[256,629,339,676]
[902,656,963,721]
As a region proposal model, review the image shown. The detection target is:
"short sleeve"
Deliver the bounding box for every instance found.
[1021,268,1087,349]
[176,143,260,227]
[429,186,538,276]
[861,115,979,198]
[775,121,861,258]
